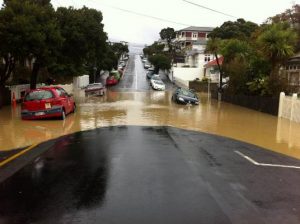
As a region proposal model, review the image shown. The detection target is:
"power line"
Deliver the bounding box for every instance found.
[182,0,238,19]
[86,0,193,27]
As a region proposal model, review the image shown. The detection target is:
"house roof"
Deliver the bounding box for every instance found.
[204,56,224,68]
[287,52,300,63]
[290,52,300,59]
[177,26,214,32]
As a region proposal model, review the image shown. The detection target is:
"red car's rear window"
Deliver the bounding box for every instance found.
[24,90,54,101]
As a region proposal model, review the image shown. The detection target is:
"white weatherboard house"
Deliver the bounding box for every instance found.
[169,26,218,87]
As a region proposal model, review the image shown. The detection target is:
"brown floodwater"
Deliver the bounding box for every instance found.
[1,90,300,159]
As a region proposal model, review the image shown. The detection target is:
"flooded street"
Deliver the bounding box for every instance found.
[1,56,300,224]
[1,54,300,159]
[1,88,300,159]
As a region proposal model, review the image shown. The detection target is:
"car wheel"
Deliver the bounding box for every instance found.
[61,110,66,120]
[72,104,76,113]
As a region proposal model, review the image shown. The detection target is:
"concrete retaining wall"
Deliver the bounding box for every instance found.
[189,81,218,93]
[172,67,204,82]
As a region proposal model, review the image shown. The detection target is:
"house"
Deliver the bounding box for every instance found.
[283,53,300,92]
[169,26,216,86]
[204,56,224,83]
[174,26,214,50]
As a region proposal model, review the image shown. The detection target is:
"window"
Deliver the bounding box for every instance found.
[25,90,53,101]
[181,32,185,37]
[59,88,69,96]
[55,88,68,97]
[198,32,206,38]
[192,32,197,38]
[204,55,211,62]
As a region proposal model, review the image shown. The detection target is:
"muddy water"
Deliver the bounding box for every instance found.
[1,90,300,159]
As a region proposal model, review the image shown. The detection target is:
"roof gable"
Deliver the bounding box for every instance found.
[178,26,214,32]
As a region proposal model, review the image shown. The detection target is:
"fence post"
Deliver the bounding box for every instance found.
[290,93,298,122]
[278,92,285,117]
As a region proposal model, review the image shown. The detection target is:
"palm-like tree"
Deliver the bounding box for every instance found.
[206,38,224,91]
[257,23,297,78]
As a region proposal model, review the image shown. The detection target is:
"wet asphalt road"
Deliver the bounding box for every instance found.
[1,54,300,223]
[109,54,173,92]
[1,126,300,224]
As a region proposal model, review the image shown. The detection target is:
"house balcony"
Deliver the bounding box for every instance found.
[175,36,208,42]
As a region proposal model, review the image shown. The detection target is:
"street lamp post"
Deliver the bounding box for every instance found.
[93,66,97,83]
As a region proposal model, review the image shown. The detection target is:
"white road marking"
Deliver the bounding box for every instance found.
[134,55,138,90]
[135,67,138,90]
[235,151,300,169]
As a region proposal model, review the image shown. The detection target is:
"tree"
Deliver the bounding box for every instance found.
[0,0,63,90]
[143,42,164,57]
[50,6,108,82]
[205,38,224,92]
[110,42,129,60]
[208,19,258,41]
[148,54,171,74]
[0,0,62,107]
[159,27,176,52]
[268,4,300,51]
[257,22,297,79]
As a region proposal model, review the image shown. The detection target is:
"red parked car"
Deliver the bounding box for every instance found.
[106,75,118,86]
[21,87,76,120]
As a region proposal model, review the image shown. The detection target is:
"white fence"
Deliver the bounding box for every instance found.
[51,84,73,94]
[9,84,43,101]
[8,75,90,102]
[278,92,300,123]
[73,75,89,89]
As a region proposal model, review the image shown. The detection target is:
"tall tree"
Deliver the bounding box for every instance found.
[220,39,254,94]
[9,0,61,89]
[205,38,224,92]
[257,22,297,79]
[268,4,300,51]
[143,42,164,57]
[50,6,108,81]
[208,19,258,41]
[159,27,176,53]
[148,54,171,74]
[110,42,129,60]
[0,0,62,108]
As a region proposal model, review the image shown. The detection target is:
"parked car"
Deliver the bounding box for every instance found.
[150,74,161,83]
[172,87,199,105]
[146,71,155,79]
[150,79,165,91]
[144,62,151,69]
[148,67,155,72]
[106,70,121,85]
[118,61,126,68]
[21,87,76,120]
[85,83,106,96]
[142,58,147,63]
[106,75,118,85]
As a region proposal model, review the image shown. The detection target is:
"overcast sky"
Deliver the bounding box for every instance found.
[3,0,300,45]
